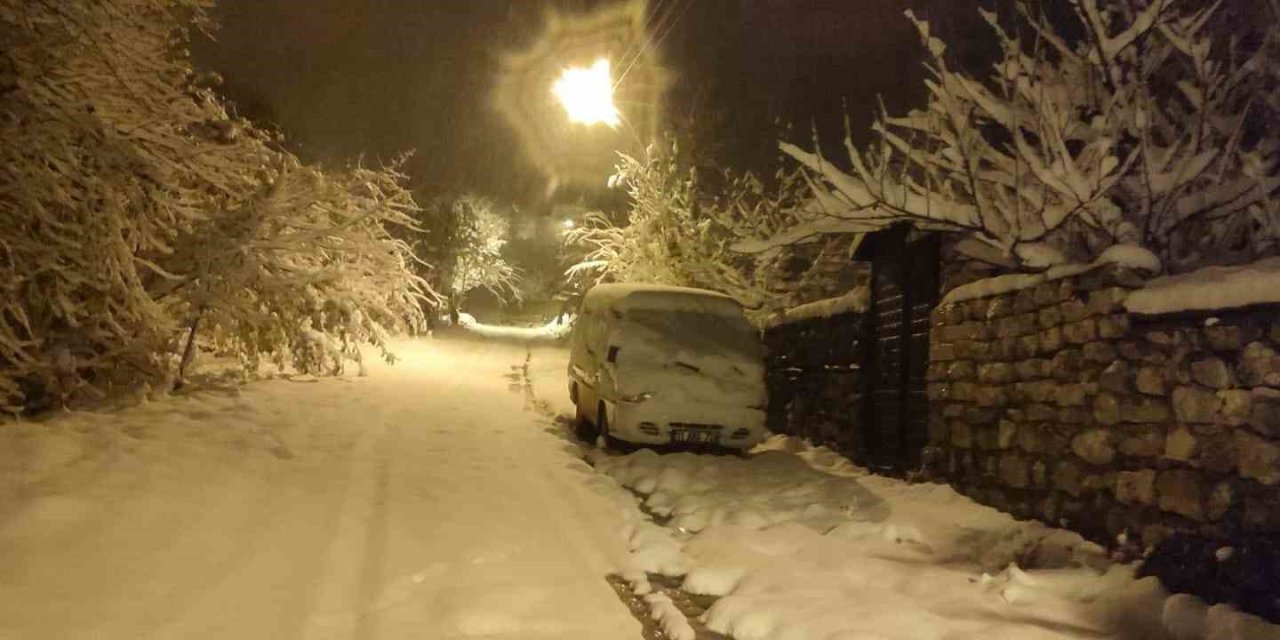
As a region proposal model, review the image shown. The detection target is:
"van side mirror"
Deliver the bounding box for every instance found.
[606,346,619,363]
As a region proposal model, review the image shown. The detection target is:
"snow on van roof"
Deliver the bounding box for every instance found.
[582,283,741,314]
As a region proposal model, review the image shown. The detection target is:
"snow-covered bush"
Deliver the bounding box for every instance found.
[0,0,429,409]
[566,141,845,320]
[772,0,1280,273]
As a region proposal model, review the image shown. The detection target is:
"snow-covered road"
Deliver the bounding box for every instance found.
[0,337,639,640]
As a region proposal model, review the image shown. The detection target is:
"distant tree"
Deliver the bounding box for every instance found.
[767,0,1280,273]
[565,139,847,321]
[411,195,521,321]
[0,0,430,409]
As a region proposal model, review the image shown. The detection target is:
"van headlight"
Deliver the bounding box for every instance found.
[622,392,655,403]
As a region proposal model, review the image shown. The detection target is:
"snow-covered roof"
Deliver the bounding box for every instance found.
[1125,256,1280,315]
[582,283,741,315]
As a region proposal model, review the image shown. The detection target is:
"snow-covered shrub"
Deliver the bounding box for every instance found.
[0,0,429,409]
[565,141,846,320]
[772,0,1280,273]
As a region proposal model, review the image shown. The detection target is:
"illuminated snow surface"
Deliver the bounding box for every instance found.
[0,338,639,640]
[3,334,1279,640]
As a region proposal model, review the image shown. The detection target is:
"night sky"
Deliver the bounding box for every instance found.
[193,0,986,208]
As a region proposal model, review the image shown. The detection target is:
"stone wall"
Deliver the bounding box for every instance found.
[924,265,1280,548]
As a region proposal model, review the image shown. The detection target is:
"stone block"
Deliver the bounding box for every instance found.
[1199,431,1238,473]
[1244,493,1280,532]
[1099,361,1130,394]
[1083,341,1118,364]
[942,403,966,418]
[997,419,1017,449]
[1017,335,1041,359]
[1061,299,1090,323]
[1219,390,1253,426]
[977,363,1015,385]
[926,383,947,401]
[1014,289,1039,313]
[1272,320,1280,344]
[1014,359,1051,381]
[985,296,1015,319]
[950,420,974,448]
[1135,366,1170,396]
[1050,349,1083,382]
[1098,314,1131,339]
[1172,385,1223,423]
[1054,383,1088,407]
[963,406,1000,425]
[1240,341,1280,387]
[1038,306,1063,329]
[1164,426,1198,462]
[1115,470,1156,506]
[1032,282,1060,307]
[1063,319,1099,345]
[1236,430,1280,485]
[1190,357,1233,389]
[941,322,982,342]
[1054,461,1084,496]
[1119,430,1165,458]
[1031,460,1048,487]
[1156,470,1204,520]
[1206,482,1234,521]
[1087,287,1130,315]
[974,385,1009,408]
[1251,391,1280,437]
[1094,393,1121,425]
[965,298,992,321]
[1072,429,1116,465]
[973,425,999,451]
[945,361,976,381]
[1204,323,1261,351]
[1027,403,1057,422]
[928,415,950,445]
[1120,398,1172,424]
[1058,407,1091,424]
[1039,326,1064,353]
[932,342,958,362]
[999,455,1030,488]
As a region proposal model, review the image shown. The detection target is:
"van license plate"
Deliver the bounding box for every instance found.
[672,429,718,444]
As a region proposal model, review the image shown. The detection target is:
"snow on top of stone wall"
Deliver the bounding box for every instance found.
[1125,256,1280,315]
[941,245,1162,305]
[767,287,870,327]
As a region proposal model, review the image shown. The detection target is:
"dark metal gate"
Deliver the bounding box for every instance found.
[861,228,940,474]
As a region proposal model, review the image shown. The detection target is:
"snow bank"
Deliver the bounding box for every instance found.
[592,435,1280,640]
[767,288,870,327]
[457,313,573,342]
[1125,257,1280,315]
[942,244,1161,305]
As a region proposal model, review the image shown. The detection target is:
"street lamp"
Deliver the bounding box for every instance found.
[551,58,621,128]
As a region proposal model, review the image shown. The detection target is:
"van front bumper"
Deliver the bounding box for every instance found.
[611,402,766,449]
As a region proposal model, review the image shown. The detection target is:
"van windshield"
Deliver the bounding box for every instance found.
[622,307,760,361]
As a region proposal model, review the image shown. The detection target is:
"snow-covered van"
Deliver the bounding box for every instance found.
[567,283,766,449]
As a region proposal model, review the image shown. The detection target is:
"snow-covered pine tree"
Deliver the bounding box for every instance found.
[770,0,1280,273]
[0,0,430,409]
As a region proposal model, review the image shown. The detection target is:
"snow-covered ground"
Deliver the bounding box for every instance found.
[0,338,638,640]
[5,331,1279,640]
[591,440,1280,640]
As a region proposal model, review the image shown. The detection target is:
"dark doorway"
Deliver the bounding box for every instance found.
[859,226,941,474]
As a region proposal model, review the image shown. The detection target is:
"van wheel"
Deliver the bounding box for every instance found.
[597,406,629,452]
[573,403,597,443]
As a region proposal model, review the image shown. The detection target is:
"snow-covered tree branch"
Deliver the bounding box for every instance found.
[769,0,1280,273]
[0,0,431,410]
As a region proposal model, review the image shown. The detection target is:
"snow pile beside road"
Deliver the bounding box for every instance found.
[594,435,1280,640]
[456,313,573,342]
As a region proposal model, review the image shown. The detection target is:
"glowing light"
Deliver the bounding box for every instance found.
[552,59,621,128]
[561,219,576,229]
